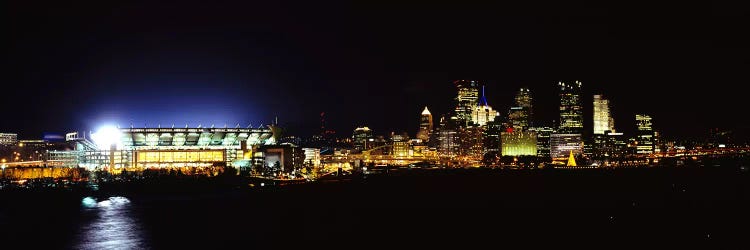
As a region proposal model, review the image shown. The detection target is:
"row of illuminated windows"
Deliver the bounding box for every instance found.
[137,151,224,163]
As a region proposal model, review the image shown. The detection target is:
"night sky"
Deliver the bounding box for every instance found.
[5,2,748,141]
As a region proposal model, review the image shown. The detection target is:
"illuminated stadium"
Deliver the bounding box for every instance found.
[48,125,279,171]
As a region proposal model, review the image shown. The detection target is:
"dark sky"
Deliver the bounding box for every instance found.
[4,2,748,141]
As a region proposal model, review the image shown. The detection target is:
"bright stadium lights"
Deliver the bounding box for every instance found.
[91,125,123,150]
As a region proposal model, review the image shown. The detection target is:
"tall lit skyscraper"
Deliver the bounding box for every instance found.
[352,127,373,151]
[436,116,460,157]
[416,106,433,142]
[508,88,533,130]
[453,80,481,126]
[471,85,499,126]
[558,81,583,134]
[459,126,485,162]
[636,114,654,154]
[593,95,615,135]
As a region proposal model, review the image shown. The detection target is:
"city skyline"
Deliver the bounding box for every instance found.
[3,3,749,249]
[5,2,748,142]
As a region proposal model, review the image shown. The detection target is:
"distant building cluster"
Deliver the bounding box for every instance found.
[305,79,720,168]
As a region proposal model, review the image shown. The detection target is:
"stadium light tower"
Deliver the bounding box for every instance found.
[91,125,122,150]
[91,125,122,173]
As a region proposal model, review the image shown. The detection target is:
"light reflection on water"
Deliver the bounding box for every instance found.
[76,197,147,250]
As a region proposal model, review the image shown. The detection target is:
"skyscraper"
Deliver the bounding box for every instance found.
[593,95,615,135]
[453,80,480,126]
[636,114,654,154]
[416,106,433,142]
[352,127,373,151]
[558,81,583,134]
[508,88,533,130]
[471,85,499,126]
[436,116,460,157]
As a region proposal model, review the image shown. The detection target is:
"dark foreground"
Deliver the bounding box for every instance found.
[1,167,749,249]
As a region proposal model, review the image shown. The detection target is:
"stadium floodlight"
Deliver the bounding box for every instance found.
[91,125,123,150]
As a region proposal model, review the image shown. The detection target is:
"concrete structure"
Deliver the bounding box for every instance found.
[47,126,277,170]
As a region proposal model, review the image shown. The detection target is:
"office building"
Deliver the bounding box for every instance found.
[436,117,460,158]
[391,132,410,157]
[416,106,433,142]
[501,129,537,156]
[453,80,481,126]
[0,133,18,146]
[471,85,499,126]
[302,148,321,167]
[593,95,615,135]
[636,114,654,154]
[558,81,583,134]
[352,127,374,151]
[529,127,553,159]
[550,133,583,160]
[508,88,533,130]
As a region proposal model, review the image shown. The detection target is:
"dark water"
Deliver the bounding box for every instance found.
[76,197,147,249]
[2,167,749,249]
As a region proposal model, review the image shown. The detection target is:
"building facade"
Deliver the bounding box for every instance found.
[48,126,277,170]
[501,130,537,156]
[302,148,321,167]
[593,94,615,135]
[636,114,654,154]
[436,117,460,158]
[558,81,583,134]
[0,133,18,146]
[416,107,433,142]
[453,80,481,126]
[352,127,374,151]
[550,133,583,160]
[508,88,533,130]
[471,85,499,126]
[530,127,554,159]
